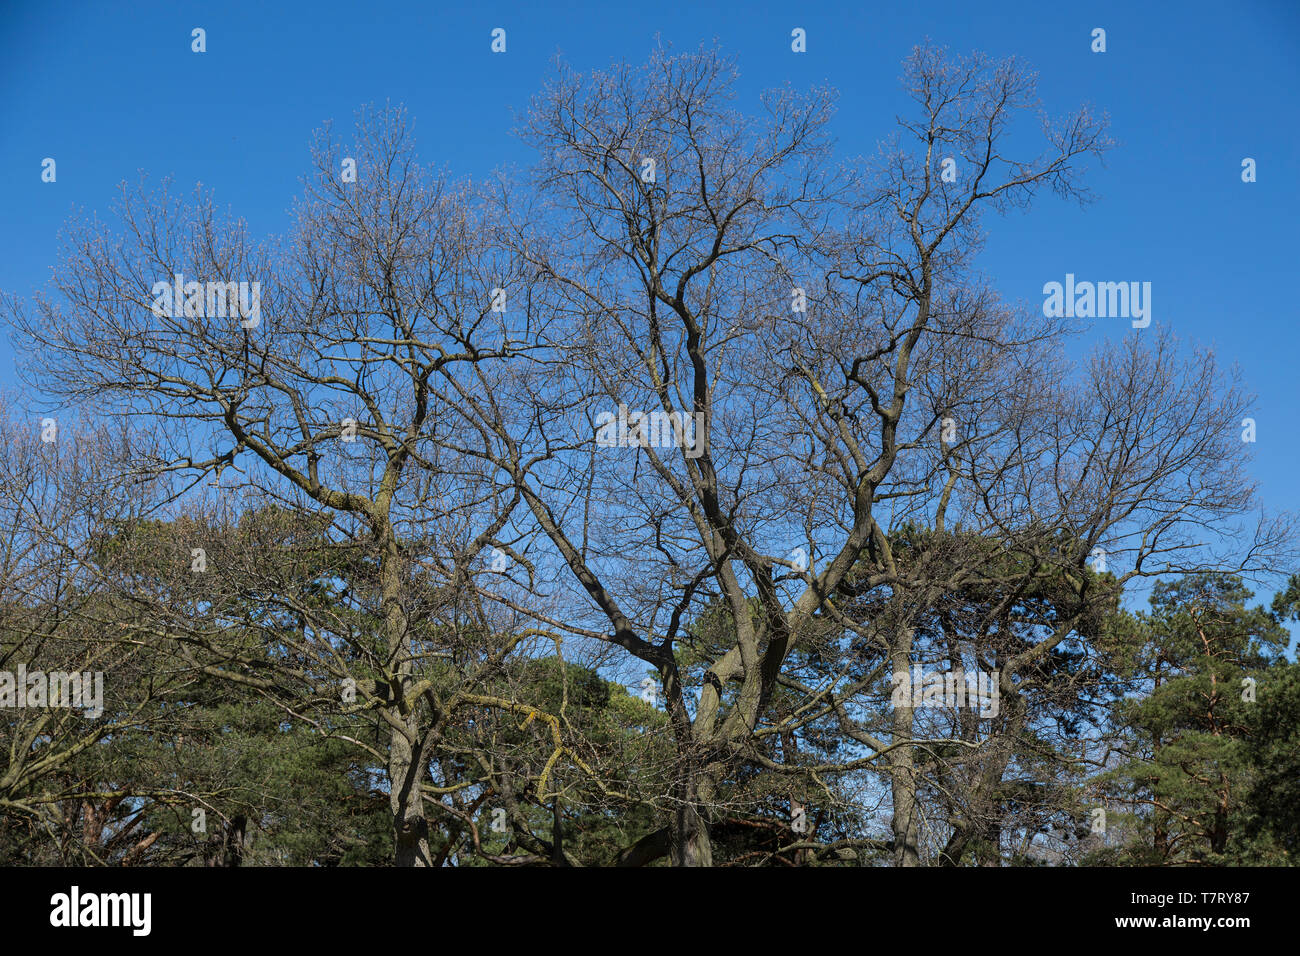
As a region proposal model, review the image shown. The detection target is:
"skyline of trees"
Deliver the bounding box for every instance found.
[1,44,1294,867]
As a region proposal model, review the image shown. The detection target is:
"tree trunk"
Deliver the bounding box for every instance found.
[390,719,431,866]
[378,519,431,867]
[674,799,713,867]
[889,640,921,867]
[673,768,714,866]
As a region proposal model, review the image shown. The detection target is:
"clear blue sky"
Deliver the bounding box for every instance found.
[1,0,1297,634]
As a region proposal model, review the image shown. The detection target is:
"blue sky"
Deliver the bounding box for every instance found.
[1,0,1297,636]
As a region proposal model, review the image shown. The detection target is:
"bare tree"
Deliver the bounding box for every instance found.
[451,44,1288,866]
[4,46,1289,868]
[0,397,204,861]
[3,106,539,866]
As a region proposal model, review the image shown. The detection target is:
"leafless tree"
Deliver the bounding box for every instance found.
[5,46,1289,868]
[0,397,202,860]
[3,107,544,866]
[454,44,1289,865]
